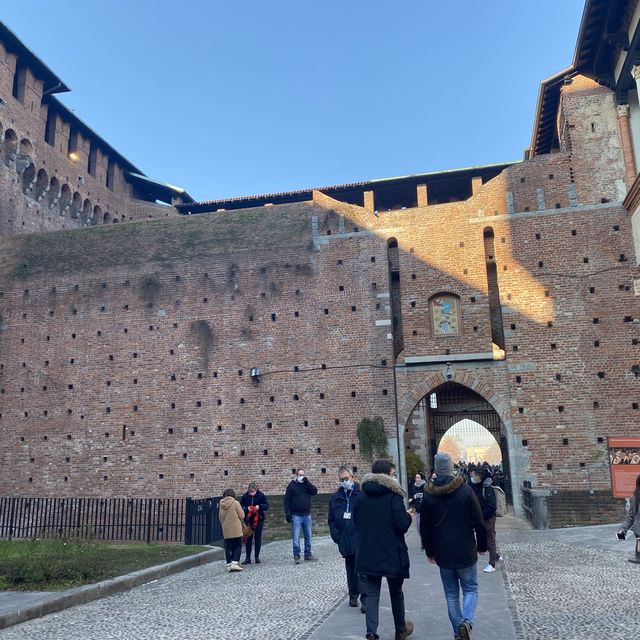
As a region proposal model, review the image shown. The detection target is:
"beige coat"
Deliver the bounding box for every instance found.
[219,496,245,539]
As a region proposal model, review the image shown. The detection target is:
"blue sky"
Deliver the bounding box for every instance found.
[3,1,585,202]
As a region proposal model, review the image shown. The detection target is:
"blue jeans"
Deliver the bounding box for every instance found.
[439,563,478,635]
[291,514,312,557]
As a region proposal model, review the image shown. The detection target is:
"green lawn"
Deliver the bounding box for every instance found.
[0,539,210,591]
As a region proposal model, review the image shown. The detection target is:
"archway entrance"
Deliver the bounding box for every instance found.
[406,381,513,504]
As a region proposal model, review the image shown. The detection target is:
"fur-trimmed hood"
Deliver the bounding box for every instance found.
[361,473,407,497]
[425,475,464,496]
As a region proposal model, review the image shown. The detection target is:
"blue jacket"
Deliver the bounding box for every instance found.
[327,482,361,557]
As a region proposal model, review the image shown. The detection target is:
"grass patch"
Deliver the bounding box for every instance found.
[0,539,209,591]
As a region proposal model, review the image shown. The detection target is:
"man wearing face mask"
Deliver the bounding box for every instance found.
[284,467,319,564]
[328,465,366,613]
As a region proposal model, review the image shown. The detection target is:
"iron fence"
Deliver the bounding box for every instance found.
[0,497,186,543]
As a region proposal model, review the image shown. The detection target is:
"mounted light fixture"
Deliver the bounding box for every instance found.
[250,367,261,384]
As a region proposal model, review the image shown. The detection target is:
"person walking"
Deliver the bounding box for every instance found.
[284,468,318,564]
[240,481,269,565]
[420,452,487,640]
[353,459,414,640]
[617,473,640,558]
[408,472,427,533]
[328,465,366,613]
[469,466,501,573]
[218,488,246,572]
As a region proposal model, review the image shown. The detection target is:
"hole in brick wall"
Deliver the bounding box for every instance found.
[124,305,129,311]
[351,391,356,398]
[558,405,564,412]
[271,313,277,321]
[410,301,416,308]
[522,439,528,446]
[555,203,561,209]
[324,308,329,315]
[326,230,331,235]
[513,345,518,351]
[597,372,605,379]
[583,257,589,264]
[411,274,416,280]
[321,468,327,474]
[171,374,176,381]
[459,242,464,248]
[507,294,512,300]
[624,316,634,323]
[168,428,173,434]
[173,322,178,328]
[535,233,540,240]
[335,419,340,425]
[196,401,201,407]
[370,257,375,262]
[613,225,619,231]
[263,449,268,455]
[518,407,524,414]
[520,177,525,183]
[445,349,450,355]
[106,407,111,413]
[217,425,222,431]
[579,462,586,468]
[303,420,309,427]
[240,450,245,456]
[538,261,544,268]
[351,305,357,312]
[510,324,516,330]
[105,432,110,437]
[70,359,75,364]
[133,405,138,412]
[562,438,569,445]
[473,326,478,332]
[267,422,272,428]
[170,349,174,355]
[339,286,344,291]
[43,410,48,416]
[470,296,476,303]
[594,340,600,347]
[240,398,245,404]
[293,394,299,401]
[589,287,595,294]
[555,373,562,381]
[133,352,138,358]
[544,290,550,297]
[551,343,557,350]
[524,207,530,212]
[516,376,522,383]
[593,318,599,324]
[631,365,640,378]
[381,360,387,366]
[633,403,639,410]
[319,393,325,399]
[594,401,600,409]
[620,254,628,262]
[171,403,176,409]
[269,396,275,402]
[224,470,228,476]
[337,260,343,265]
[547,463,553,471]
[633,339,639,345]
[217,399,222,406]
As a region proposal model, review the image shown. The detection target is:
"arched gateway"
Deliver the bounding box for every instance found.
[398,373,525,517]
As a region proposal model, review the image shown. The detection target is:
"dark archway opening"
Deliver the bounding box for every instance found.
[406,381,513,503]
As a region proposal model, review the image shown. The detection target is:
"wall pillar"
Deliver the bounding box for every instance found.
[617,103,637,187]
[364,190,374,212]
[417,184,428,207]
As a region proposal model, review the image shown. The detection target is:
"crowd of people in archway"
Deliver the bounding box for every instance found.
[454,461,506,491]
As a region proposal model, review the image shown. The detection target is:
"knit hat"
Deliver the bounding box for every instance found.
[434,452,454,477]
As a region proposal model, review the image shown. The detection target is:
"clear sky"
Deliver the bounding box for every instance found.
[3,1,585,202]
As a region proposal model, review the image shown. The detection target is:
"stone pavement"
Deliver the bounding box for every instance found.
[0,517,638,640]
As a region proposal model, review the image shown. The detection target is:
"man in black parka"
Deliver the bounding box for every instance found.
[420,452,487,640]
[353,459,414,640]
[328,465,367,613]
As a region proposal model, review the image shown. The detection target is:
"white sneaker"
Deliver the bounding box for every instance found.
[229,562,244,572]
[483,564,496,573]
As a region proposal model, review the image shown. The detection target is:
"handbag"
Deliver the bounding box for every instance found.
[241,521,253,539]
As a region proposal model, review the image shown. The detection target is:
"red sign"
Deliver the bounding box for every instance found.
[608,437,640,498]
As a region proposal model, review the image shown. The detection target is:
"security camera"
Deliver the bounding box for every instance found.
[445,371,453,380]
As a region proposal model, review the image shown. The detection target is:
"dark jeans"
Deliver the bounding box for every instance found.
[485,515,499,565]
[364,575,405,635]
[245,520,264,560]
[224,536,242,564]
[344,554,366,600]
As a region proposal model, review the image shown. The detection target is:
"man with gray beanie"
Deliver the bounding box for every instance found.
[419,452,487,640]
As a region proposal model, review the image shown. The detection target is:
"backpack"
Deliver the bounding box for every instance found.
[491,486,507,517]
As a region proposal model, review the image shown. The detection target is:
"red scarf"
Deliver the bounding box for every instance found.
[245,504,260,530]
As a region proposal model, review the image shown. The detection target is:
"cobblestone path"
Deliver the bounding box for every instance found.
[0,537,345,640]
[502,540,639,640]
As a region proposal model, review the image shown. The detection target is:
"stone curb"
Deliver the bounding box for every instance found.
[0,547,224,630]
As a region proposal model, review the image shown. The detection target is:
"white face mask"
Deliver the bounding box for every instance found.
[471,476,481,484]
[340,479,353,490]
[296,475,305,483]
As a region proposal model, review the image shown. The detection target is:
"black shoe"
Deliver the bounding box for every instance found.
[349,595,359,607]
[360,604,366,614]
[458,620,472,640]
[255,558,261,564]
[365,634,379,640]
[294,556,302,564]
[240,558,251,565]
[304,554,318,561]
